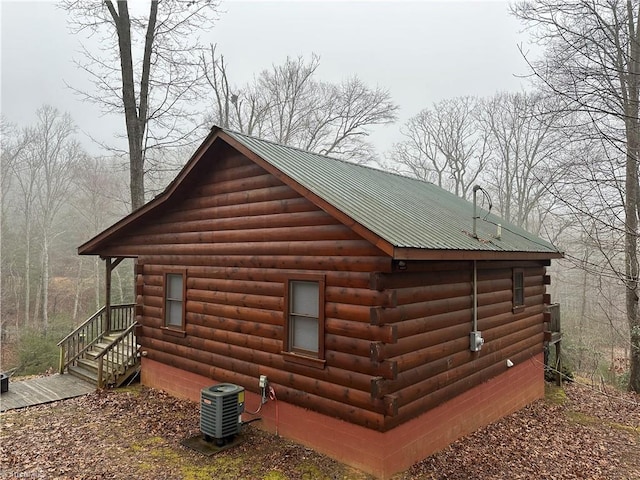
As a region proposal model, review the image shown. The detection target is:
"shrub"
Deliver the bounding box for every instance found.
[616,370,630,391]
[544,364,574,383]
[544,344,574,383]
[16,320,73,376]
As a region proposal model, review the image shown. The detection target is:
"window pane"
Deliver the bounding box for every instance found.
[291,315,318,353]
[167,274,183,300]
[166,300,183,326]
[514,271,524,306]
[291,281,318,316]
[515,272,523,289]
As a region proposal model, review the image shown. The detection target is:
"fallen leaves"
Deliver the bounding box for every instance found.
[401,383,639,480]
[0,382,637,479]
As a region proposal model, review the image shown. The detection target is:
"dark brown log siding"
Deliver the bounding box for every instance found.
[371,260,547,429]
[123,151,392,430]
[105,148,549,431]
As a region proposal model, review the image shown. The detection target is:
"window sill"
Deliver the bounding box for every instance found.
[281,351,326,369]
[161,327,186,338]
[512,305,525,314]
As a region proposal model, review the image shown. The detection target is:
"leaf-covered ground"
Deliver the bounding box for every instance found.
[0,381,638,479]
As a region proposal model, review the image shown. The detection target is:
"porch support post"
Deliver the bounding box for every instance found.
[555,341,562,387]
[105,257,112,334]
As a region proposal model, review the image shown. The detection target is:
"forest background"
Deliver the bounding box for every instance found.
[0,0,636,392]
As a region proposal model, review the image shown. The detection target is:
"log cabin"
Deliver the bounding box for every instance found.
[76,126,562,479]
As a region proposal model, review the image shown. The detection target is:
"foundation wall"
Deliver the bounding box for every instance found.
[141,353,544,479]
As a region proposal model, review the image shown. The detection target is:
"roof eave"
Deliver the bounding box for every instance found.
[392,247,564,261]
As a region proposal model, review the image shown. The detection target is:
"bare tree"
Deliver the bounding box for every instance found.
[391,96,489,198]
[204,51,398,163]
[32,107,82,330]
[9,128,40,328]
[478,91,567,233]
[1,119,29,221]
[312,77,400,161]
[514,0,640,391]
[61,0,220,210]
[70,156,121,312]
[37,108,82,329]
[1,118,32,333]
[258,55,321,146]
[203,45,269,136]
[5,107,82,330]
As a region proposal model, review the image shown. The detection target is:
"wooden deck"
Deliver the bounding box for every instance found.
[0,374,95,412]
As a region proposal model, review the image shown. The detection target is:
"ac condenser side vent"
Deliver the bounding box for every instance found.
[200,383,245,446]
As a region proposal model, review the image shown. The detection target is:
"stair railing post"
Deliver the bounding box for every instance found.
[97,356,104,389]
[105,257,112,334]
[59,345,65,374]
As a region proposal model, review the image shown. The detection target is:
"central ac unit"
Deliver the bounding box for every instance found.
[200,383,245,445]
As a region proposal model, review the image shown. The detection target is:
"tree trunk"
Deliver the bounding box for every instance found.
[9,264,21,337]
[625,4,640,393]
[114,267,124,303]
[73,256,83,322]
[624,148,639,392]
[105,0,158,211]
[23,218,31,328]
[115,0,144,210]
[577,243,591,372]
[33,272,41,330]
[625,123,640,391]
[41,231,49,331]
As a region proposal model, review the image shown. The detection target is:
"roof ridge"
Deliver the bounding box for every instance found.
[216,125,438,188]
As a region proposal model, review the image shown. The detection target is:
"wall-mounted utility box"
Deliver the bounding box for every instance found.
[470,331,484,352]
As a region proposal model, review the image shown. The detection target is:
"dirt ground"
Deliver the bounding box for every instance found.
[0,380,638,479]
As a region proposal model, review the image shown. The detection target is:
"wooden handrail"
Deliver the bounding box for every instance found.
[57,306,106,347]
[99,322,137,356]
[95,322,138,388]
[58,304,135,375]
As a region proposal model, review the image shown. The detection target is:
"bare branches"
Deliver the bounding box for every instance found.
[321,78,398,161]
[202,50,398,164]
[3,106,85,329]
[478,91,568,233]
[514,0,640,392]
[390,96,488,199]
[60,0,220,209]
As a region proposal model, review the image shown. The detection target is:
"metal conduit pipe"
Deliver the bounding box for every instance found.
[470,185,485,352]
[470,260,484,351]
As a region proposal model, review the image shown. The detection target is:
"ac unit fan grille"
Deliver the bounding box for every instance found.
[200,383,244,441]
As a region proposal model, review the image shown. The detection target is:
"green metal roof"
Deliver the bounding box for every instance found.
[223,129,561,256]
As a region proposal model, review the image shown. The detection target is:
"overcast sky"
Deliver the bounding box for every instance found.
[0,0,534,156]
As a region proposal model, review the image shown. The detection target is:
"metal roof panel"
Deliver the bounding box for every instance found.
[223,129,560,255]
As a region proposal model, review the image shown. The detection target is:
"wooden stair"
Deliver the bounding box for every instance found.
[59,304,138,389]
[68,333,138,387]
